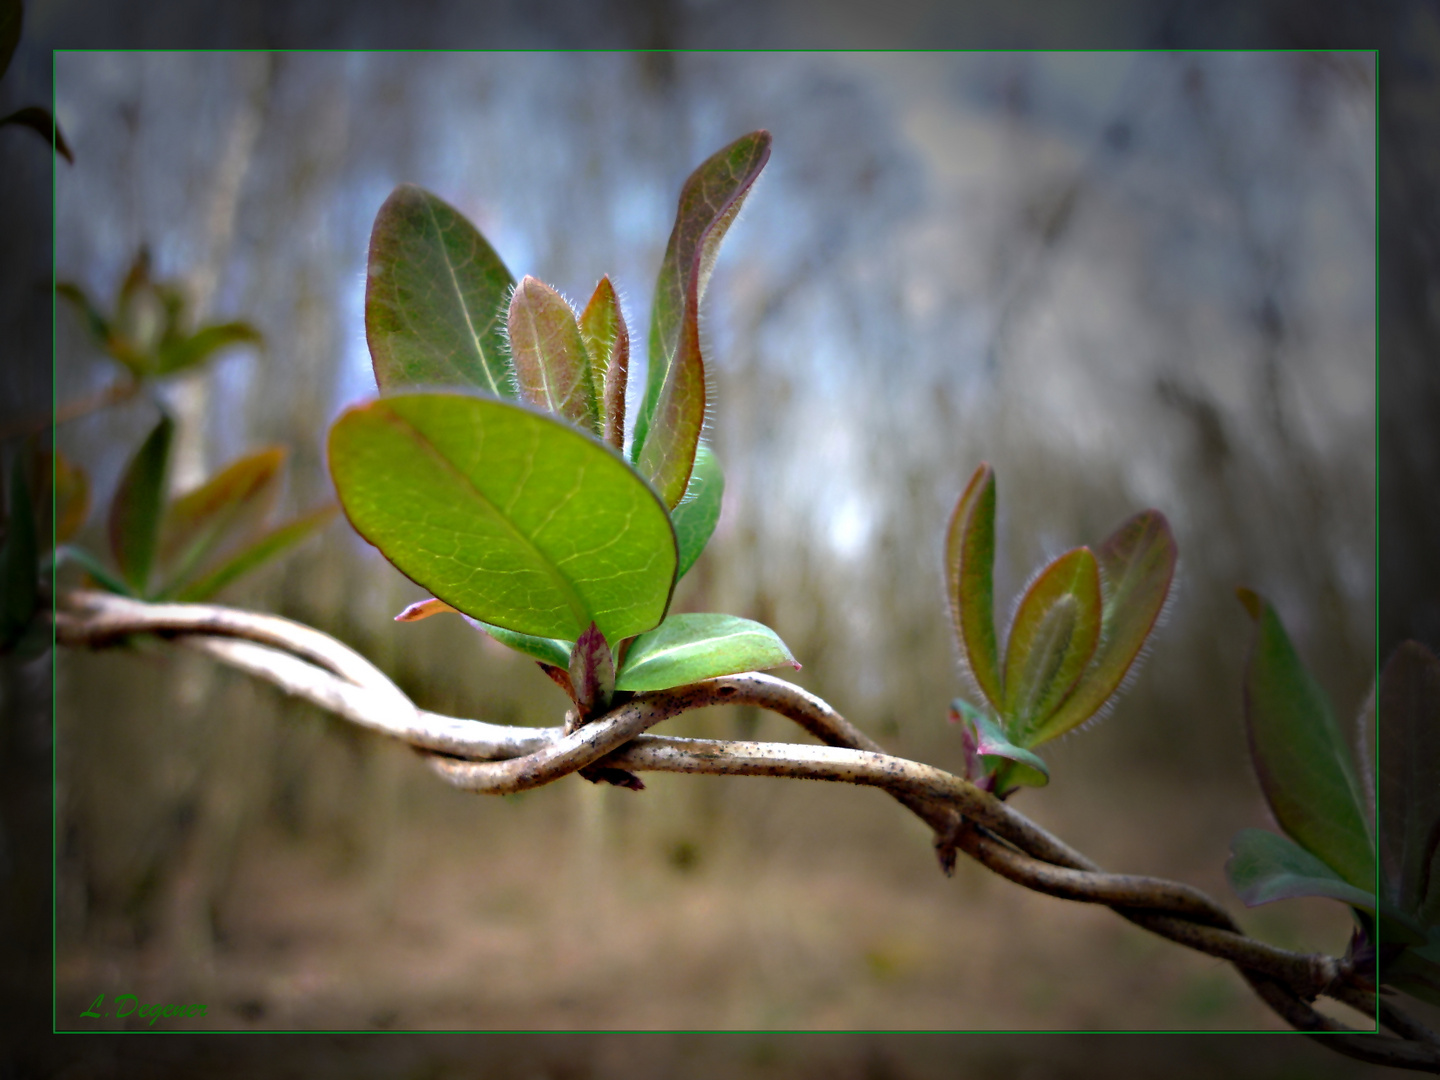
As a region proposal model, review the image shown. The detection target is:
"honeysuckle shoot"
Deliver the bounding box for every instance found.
[945,462,1176,795]
[332,133,796,709]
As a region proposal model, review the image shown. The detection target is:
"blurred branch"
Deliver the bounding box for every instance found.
[53,589,1438,1069]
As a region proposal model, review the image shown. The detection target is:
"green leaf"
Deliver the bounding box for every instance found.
[569,622,615,719]
[1002,547,1102,746]
[329,392,677,643]
[154,447,284,594]
[945,463,1003,713]
[52,543,135,596]
[951,699,1050,790]
[633,130,771,508]
[507,276,601,437]
[1377,641,1440,923]
[1040,510,1176,738]
[1,455,38,648]
[579,276,629,452]
[466,616,572,668]
[1238,588,1376,893]
[171,504,337,602]
[0,105,74,163]
[671,443,723,582]
[615,612,797,693]
[155,321,262,375]
[365,184,516,396]
[108,414,174,594]
[394,597,573,668]
[1226,828,1377,910]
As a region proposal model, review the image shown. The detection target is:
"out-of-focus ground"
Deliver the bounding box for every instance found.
[0,31,1395,1066]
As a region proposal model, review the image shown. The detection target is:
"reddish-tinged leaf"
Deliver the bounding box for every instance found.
[366,184,516,396]
[155,447,285,590]
[579,276,629,451]
[1002,547,1102,744]
[395,597,457,622]
[945,464,1003,712]
[1377,641,1440,921]
[1238,589,1375,892]
[634,131,771,508]
[35,450,90,545]
[108,414,174,594]
[1040,510,1176,738]
[568,621,615,721]
[507,276,601,437]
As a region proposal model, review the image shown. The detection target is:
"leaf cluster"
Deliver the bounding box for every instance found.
[1227,596,1440,1006]
[329,132,795,727]
[57,248,262,384]
[944,463,1177,795]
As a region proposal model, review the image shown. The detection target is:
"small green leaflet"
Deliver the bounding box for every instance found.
[615,612,797,693]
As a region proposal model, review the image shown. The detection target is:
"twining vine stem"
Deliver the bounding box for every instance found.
[52,589,1440,1071]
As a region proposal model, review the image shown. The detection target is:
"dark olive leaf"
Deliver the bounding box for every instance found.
[170,504,337,602]
[34,449,90,547]
[633,131,771,508]
[366,184,516,396]
[945,463,1003,713]
[1226,827,1377,910]
[155,321,262,376]
[507,276,601,437]
[1237,588,1376,892]
[0,105,74,163]
[1002,547,1101,747]
[615,612,796,693]
[568,622,615,720]
[1,455,38,648]
[329,392,677,643]
[579,276,629,452]
[108,414,174,595]
[1042,510,1176,738]
[671,443,723,582]
[1384,931,1440,1006]
[1377,641,1440,922]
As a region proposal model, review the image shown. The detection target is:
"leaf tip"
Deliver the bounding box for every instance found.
[1236,586,1263,621]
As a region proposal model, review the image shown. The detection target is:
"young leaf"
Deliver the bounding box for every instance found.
[1002,547,1101,746]
[108,414,174,595]
[154,447,285,593]
[615,612,797,693]
[55,283,116,357]
[1385,932,1440,1006]
[1376,641,1440,920]
[950,699,1050,790]
[568,622,615,720]
[464,615,572,669]
[507,276,601,437]
[329,392,677,643]
[52,544,134,596]
[155,321,262,376]
[366,184,516,396]
[671,443,723,582]
[36,449,90,546]
[579,276,629,452]
[394,598,574,667]
[1237,589,1376,892]
[1,455,38,648]
[170,504,337,602]
[1226,827,1377,910]
[945,463,1003,713]
[1039,510,1176,738]
[633,130,771,508]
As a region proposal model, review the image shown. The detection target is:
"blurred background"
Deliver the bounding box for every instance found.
[39,50,1378,1036]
